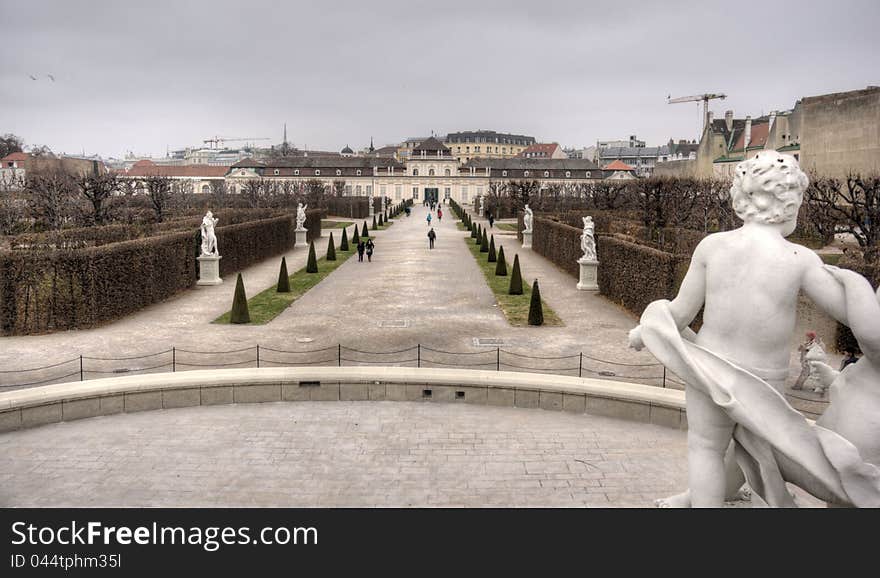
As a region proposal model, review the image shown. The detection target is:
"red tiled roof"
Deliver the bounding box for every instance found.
[125,160,228,178]
[732,121,770,151]
[518,143,561,156]
[604,159,634,171]
[1,152,28,162]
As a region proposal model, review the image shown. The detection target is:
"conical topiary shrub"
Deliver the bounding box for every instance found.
[372,215,378,230]
[471,222,477,238]
[362,221,368,237]
[378,214,384,227]
[340,227,349,251]
[480,228,489,252]
[475,224,482,244]
[528,279,544,326]
[488,236,497,262]
[306,241,318,273]
[495,246,507,276]
[230,273,250,324]
[352,225,360,245]
[326,232,336,261]
[277,257,290,293]
[509,254,523,294]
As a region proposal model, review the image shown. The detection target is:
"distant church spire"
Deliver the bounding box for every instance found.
[369,136,374,153]
[283,123,288,145]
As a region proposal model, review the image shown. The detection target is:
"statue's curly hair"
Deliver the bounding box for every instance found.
[731,151,808,224]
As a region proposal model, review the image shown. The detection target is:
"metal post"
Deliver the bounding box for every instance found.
[338,344,341,367]
[579,353,583,378]
[79,355,83,381]
[172,347,176,372]
[256,345,260,368]
[496,347,500,371]
[662,367,667,388]
[417,344,421,368]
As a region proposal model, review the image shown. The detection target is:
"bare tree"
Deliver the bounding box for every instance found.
[332,180,346,197]
[24,170,76,230]
[209,180,228,208]
[74,172,119,226]
[806,173,880,262]
[143,175,174,222]
[0,133,24,159]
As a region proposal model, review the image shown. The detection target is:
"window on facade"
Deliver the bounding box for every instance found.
[356,169,362,176]
[345,185,352,195]
[444,187,450,198]
[444,169,450,176]
[475,146,480,153]
[315,170,321,176]
[544,171,549,177]
[465,146,470,153]
[428,169,435,176]
[585,171,591,178]
[366,185,372,195]
[565,171,571,178]
[395,185,402,199]
[294,169,300,176]
[524,171,530,177]
[201,184,209,194]
[412,187,419,199]
[502,170,507,177]
[273,169,280,175]
[336,169,342,176]
[380,185,386,195]
[356,185,362,195]
[502,148,507,154]
[413,169,418,176]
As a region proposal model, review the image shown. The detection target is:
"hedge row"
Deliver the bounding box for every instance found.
[596,235,691,316]
[531,217,582,278]
[327,197,369,219]
[0,209,325,335]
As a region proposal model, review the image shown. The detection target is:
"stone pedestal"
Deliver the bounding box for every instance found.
[295,228,308,247]
[522,230,532,249]
[369,201,375,217]
[576,258,599,291]
[197,255,222,286]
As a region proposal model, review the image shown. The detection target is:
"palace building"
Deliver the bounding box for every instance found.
[225,136,634,205]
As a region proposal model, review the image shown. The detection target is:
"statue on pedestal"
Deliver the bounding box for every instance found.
[296,202,308,231]
[523,205,533,233]
[580,216,596,261]
[628,150,880,507]
[200,211,219,256]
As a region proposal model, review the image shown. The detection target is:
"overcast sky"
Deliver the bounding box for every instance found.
[1,0,878,158]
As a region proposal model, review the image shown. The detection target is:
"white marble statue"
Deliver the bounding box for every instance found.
[629,150,880,507]
[480,195,485,213]
[580,216,597,261]
[200,211,219,256]
[296,202,308,231]
[523,205,533,233]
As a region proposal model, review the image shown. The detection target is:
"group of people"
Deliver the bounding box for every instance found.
[355,238,374,262]
[425,208,442,226]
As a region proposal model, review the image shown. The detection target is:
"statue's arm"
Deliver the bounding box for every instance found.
[825,266,880,363]
[666,240,708,332]
[802,254,848,326]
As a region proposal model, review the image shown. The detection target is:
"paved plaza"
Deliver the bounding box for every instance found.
[0,401,691,507]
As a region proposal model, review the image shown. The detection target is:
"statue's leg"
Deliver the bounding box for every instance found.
[685,384,736,507]
[656,442,747,508]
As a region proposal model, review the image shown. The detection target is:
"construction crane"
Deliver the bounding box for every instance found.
[667,93,727,135]
[203,136,271,149]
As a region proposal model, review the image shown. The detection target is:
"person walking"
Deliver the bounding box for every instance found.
[488,212,495,228]
[426,212,432,226]
[365,239,375,262]
[437,207,443,222]
[427,227,436,249]
[356,240,365,262]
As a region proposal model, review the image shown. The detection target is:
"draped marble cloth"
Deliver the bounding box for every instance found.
[640,300,880,507]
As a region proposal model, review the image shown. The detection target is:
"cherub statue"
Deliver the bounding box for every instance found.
[629,150,868,507]
[580,216,596,261]
[523,204,533,233]
[296,202,308,230]
[200,210,218,256]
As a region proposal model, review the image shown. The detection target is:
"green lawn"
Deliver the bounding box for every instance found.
[214,239,369,325]
[455,221,467,231]
[321,220,354,229]
[495,223,518,232]
[464,238,563,327]
[819,253,843,265]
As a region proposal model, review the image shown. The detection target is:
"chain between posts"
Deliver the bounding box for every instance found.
[496,347,500,371]
[256,344,260,368]
[172,347,176,372]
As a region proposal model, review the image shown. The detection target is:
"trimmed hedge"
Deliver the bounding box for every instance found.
[0,209,326,335]
[327,197,369,219]
[596,234,690,316]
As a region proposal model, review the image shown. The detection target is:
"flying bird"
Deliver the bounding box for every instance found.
[29,75,37,80]
[47,74,55,82]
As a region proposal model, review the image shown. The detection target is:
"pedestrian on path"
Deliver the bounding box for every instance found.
[426,212,432,226]
[488,212,495,228]
[366,239,375,262]
[405,206,411,217]
[356,241,365,262]
[428,227,436,249]
[437,208,443,222]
